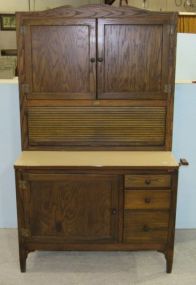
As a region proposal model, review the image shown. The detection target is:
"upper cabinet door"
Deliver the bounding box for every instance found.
[21,18,96,99]
[97,18,171,100]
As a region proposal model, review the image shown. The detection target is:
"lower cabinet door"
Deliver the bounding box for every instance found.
[20,173,121,243]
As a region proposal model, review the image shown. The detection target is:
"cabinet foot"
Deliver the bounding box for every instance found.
[165,250,173,274]
[19,247,28,273]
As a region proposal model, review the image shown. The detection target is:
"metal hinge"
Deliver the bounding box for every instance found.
[20,26,26,34]
[170,26,174,35]
[19,180,28,190]
[21,228,30,238]
[21,84,29,94]
[164,84,172,94]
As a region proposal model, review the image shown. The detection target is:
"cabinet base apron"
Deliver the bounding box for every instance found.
[19,243,174,273]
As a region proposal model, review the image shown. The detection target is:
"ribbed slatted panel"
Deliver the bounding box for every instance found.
[28,106,166,148]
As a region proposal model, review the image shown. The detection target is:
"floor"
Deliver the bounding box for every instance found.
[0,229,196,285]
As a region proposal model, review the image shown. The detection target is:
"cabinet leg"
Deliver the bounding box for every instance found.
[165,249,173,274]
[19,247,27,273]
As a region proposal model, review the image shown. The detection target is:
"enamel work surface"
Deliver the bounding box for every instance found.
[15,151,178,168]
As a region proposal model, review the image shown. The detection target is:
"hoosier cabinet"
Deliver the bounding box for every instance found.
[14,4,187,272]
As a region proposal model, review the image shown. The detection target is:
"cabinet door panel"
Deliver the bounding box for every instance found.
[97,18,170,99]
[22,174,121,242]
[23,19,96,99]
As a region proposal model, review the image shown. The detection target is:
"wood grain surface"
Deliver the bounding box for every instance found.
[24,19,96,99]
[125,174,171,188]
[98,21,163,98]
[124,190,171,210]
[124,210,169,242]
[26,174,121,242]
[27,106,166,148]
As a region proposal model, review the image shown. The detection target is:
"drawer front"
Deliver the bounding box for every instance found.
[124,210,169,243]
[125,174,171,188]
[125,190,171,210]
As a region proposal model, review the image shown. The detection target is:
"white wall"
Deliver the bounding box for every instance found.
[176,34,196,81]
[173,84,196,228]
[0,82,20,227]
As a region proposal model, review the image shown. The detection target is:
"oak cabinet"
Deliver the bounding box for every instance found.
[15,4,180,274]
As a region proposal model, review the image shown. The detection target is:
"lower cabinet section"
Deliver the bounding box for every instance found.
[15,167,178,273]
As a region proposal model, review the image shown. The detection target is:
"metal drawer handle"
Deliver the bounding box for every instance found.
[145,179,151,185]
[144,197,151,204]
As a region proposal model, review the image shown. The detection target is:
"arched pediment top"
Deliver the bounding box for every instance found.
[17,4,176,19]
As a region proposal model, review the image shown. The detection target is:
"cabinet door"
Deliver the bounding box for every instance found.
[21,18,96,99]
[97,18,171,99]
[19,174,121,243]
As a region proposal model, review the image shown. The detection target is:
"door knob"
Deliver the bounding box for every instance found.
[112,208,117,215]
[98,57,103,62]
[90,58,96,63]
[143,225,150,232]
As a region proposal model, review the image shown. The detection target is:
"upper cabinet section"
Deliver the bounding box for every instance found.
[17,5,177,101]
[16,5,177,150]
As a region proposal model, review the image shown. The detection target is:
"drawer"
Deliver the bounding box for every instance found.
[124,190,171,210]
[125,174,171,188]
[124,210,169,243]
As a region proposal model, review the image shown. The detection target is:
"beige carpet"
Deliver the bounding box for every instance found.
[0,229,196,285]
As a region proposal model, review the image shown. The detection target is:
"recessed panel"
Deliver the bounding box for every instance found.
[104,24,163,93]
[31,25,91,94]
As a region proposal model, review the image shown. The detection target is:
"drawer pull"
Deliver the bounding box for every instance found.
[144,197,151,204]
[143,225,150,232]
[112,208,117,215]
[145,179,151,185]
